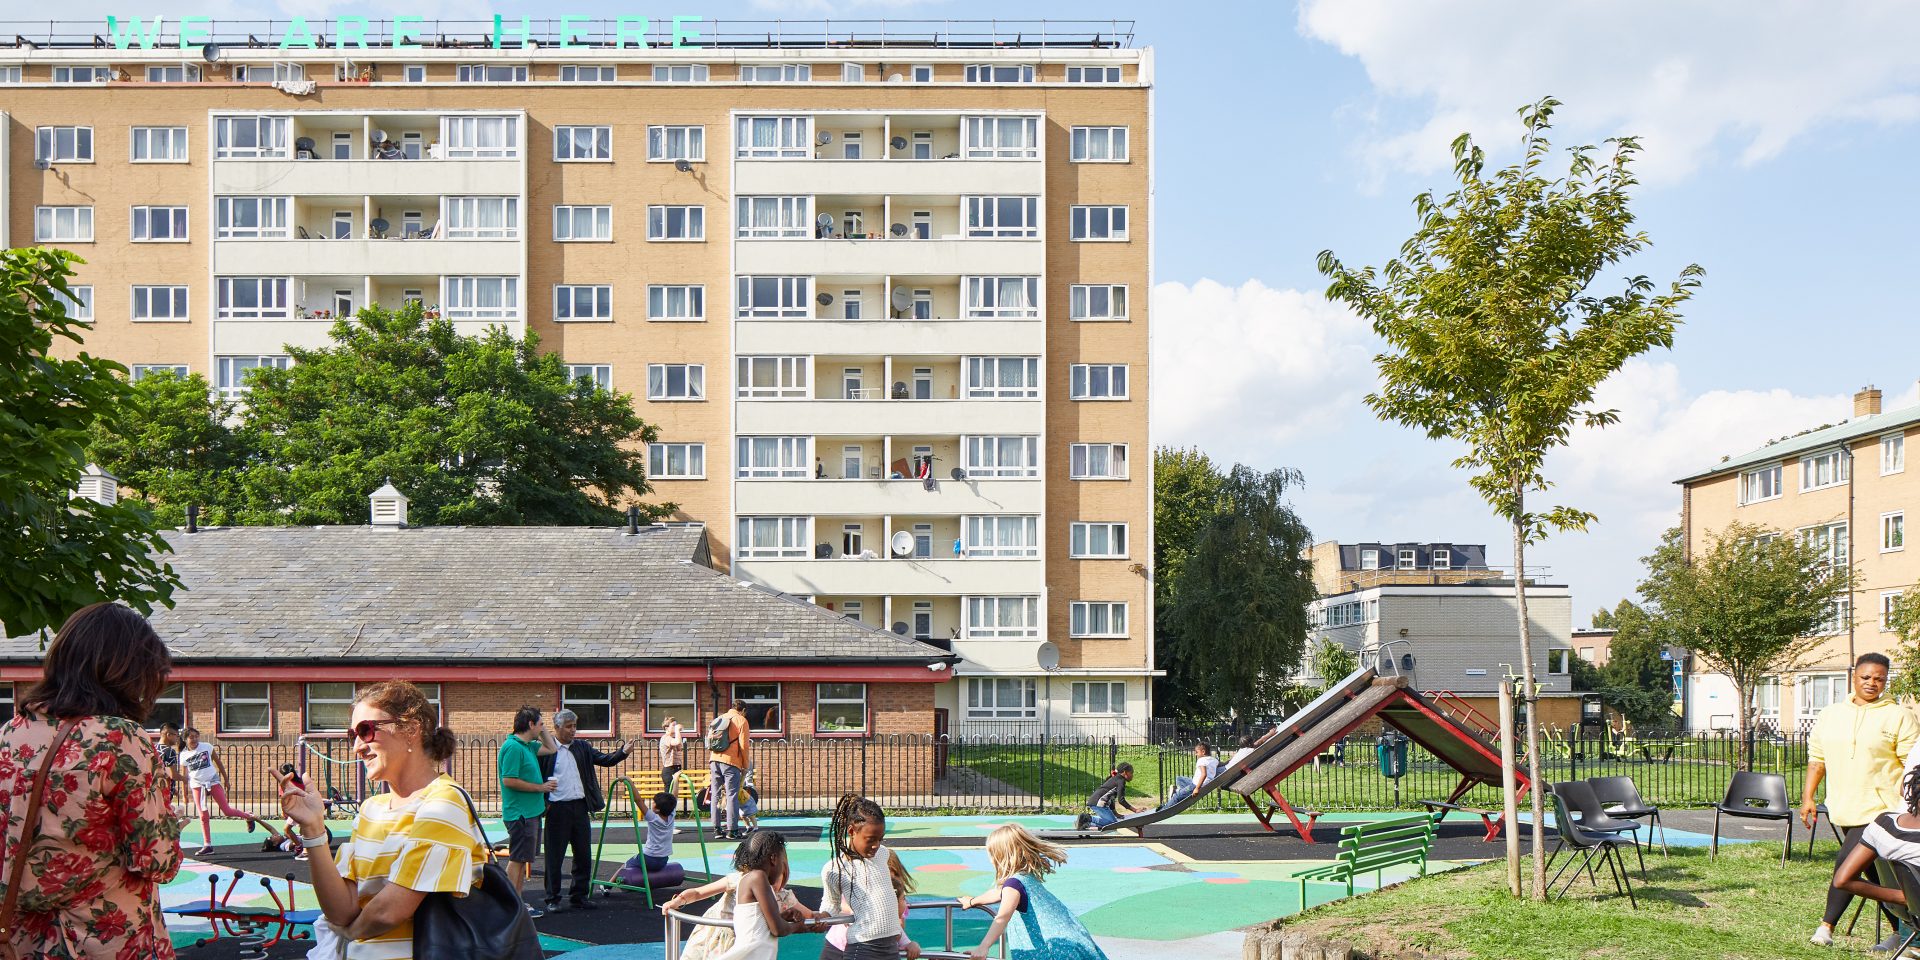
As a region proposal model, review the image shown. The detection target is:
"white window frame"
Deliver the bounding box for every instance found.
[216,277,291,320]
[51,286,92,323]
[841,62,865,82]
[143,681,182,730]
[50,65,110,84]
[1547,649,1572,675]
[1071,681,1127,717]
[34,125,93,163]
[910,65,934,83]
[1885,511,1906,553]
[554,284,614,322]
[402,64,427,83]
[735,116,811,158]
[130,126,188,162]
[457,64,527,83]
[1070,205,1129,241]
[440,115,519,159]
[565,363,612,390]
[559,64,617,83]
[648,205,706,241]
[964,196,1040,238]
[132,285,189,322]
[815,683,868,734]
[963,277,1040,318]
[215,196,291,239]
[962,116,1039,159]
[0,66,22,85]
[1800,521,1850,568]
[964,64,1035,83]
[648,125,706,162]
[652,64,709,83]
[1740,464,1783,505]
[1070,284,1128,321]
[559,682,614,734]
[131,364,190,381]
[1069,363,1129,400]
[1360,549,1380,571]
[1070,601,1128,639]
[131,205,189,243]
[1069,443,1128,480]
[444,196,519,239]
[736,437,810,479]
[1801,449,1850,492]
[741,63,810,82]
[214,115,291,159]
[145,63,200,82]
[736,197,811,239]
[215,354,290,399]
[736,356,810,399]
[648,442,706,479]
[219,682,273,734]
[441,276,520,321]
[965,356,1041,399]
[736,276,812,318]
[553,125,612,161]
[647,284,705,321]
[34,206,94,242]
[554,205,614,242]
[965,596,1041,640]
[1070,522,1129,559]
[646,682,696,732]
[1066,65,1122,83]
[966,678,1037,720]
[1070,125,1129,162]
[963,515,1040,558]
[304,682,356,734]
[1398,548,1417,570]
[736,516,810,558]
[963,436,1039,479]
[1798,673,1850,716]
[647,363,705,401]
[1433,548,1453,570]
[1885,433,1907,476]
[1885,591,1904,632]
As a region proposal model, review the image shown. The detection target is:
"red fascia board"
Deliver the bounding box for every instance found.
[0,663,950,683]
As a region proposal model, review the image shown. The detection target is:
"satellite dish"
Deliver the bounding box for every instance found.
[816,130,833,146]
[369,217,390,236]
[202,43,221,63]
[891,136,908,150]
[890,530,914,557]
[889,287,911,311]
[1036,642,1061,672]
[674,158,692,172]
[949,467,966,481]
[891,621,909,635]
[890,222,908,237]
[887,73,905,82]
[816,292,834,306]
[816,213,835,229]
[371,129,388,143]
[295,136,316,153]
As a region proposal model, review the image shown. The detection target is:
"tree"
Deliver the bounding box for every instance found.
[1640,523,1848,768]
[87,369,243,527]
[1890,591,1920,701]
[226,302,668,526]
[1591,599,1676,728]
[1316,98,1703,899]
[0,248,179,638]
[1153,448,1231,719]
[1163,465,1317,722]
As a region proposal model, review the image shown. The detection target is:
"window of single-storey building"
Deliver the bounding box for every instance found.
[305,682,355,734]
[562,683,614,734]
[220,682,272,734]
[414,682,442,725]
[145,682,184,731]
[0,682,12,726]
[647,682,696,733]
[735,683,782,733]
[816,683,868,734]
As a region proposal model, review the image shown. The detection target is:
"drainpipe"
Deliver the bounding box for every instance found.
[706,658,718,717]
[1848,445,1857,678]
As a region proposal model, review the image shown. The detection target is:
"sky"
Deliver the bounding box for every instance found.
[53,0,1920,622]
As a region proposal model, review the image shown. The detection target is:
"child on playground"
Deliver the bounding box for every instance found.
[1831,766,1920,919]
[1078,763,1136,829]
[178,726,288,855]
[1162,742,1217,809]
[825,848,921,960]
[808,794,922,960]
[635,790,678,873]
[661,831,808,960]
[959,824,1109,960]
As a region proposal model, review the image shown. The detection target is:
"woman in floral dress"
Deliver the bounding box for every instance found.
[0,603,182,959]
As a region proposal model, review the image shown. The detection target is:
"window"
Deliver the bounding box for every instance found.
[132,286,189,321]
[649,442,705,479]
[737,197,810,238]
[964,197,1040,238]
[565,364,612,390]
[966,357,1041,399]
[331,209,354,239]
[736,356,810,399]
[1066,65,1122,83]
[911,133,932,160]
[844,292,864,321]
[965,596,1041,638]
[215,116,290,159]
[725,437,802,478]
[1070,364,1129,400]
[734,684,783,733]
[34,206,93,242]
[441,115,519,159]
[457,64,527,83]
[967,678,1036,720]
[560,64,617,82]
[1798,673,1849,717]
[648,364,705,400]
[1741,465,1782,504]
[130,126,187,162]
[412,683,443,724]
[51,286,92,324]
[736,276,812,318]
[444,197,519,239]
[647,682,696,732]
[1547,649,1572,675]
[1070,284,1128,321]
[561,683,613,733]
[1885,591,1904,632]
[1070,522,1128,558]
[1433,548,1453,570]
[214,277,290,319]
[219,682,272,733]
[1397,548,1416,569]
[146,682,183,730]
[965,64,1034,83]
[0,66,21,84]
[964,277,1039,318]
[555,205,613,241]
[912,289,933,318]
[648,285,705,321]
[911,65,934,83]
[1360,549,1380,571]
[653,64,709,83]
[51,65,110,84]
[402,64,427,83]
[132,364,190,381]
[964,436,1039,478]
[34,126,93,164]
[304,682,355,734]
[964,515,1040,558]
[648,125,705,162]
[1071,125,1129,161]
[1070,443,1128,479]
[648,205,705,241]
[842,210,864,235]
[736,116,812,158]
[737,517,807,558]
[742,64,809,82]
[442,276,520,321]
[1818,595,1854,637]
[1070,602,1128,638]
[912,599,934,635]
[1072,682,1127,716]
[1886,512,1906,552]
[131,206,188,242]
[232,62,305,82]
[554,125,612,161]
[816,683,868,734]
[841,63,865,82]
[216,355,290,399]
[146,63,200,82]
[1886,434,1906,475]
[1070,205,1129,241]
[554,285,613,322]
[1753,678,1781,721]
[962,116,1039,159]
[216,196,291,238]
[1802,449,1850,491]
[840,600,864,623]
[1801,521,1849,567]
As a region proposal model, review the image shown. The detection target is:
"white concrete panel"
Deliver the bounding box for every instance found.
[734,479,1044,516]
[734,238,1043,276]
[734,158,1044,196]
[214,318,522,353]
[212,158,523,196]
[213,239,521,276]
[733,557,1043,597]
[736,319,1044,356]
[736,399,1044,436]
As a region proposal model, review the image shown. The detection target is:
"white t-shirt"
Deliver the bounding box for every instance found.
[1865,813,1920,868]
[644,807,675,859]
[551,745,585,802]
[821,846,904,943]
[1226,748,1254,770]
[1193,755,1221,785]
[182,742,220,788]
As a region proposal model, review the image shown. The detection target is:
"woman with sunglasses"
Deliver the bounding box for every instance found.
[278,680,487,959]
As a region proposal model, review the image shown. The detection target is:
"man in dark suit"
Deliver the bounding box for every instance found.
[539,709,634,912]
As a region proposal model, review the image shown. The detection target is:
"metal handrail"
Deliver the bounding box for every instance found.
[664,900,1006,960]
[907,898,1007,958]
[665,910,851,960]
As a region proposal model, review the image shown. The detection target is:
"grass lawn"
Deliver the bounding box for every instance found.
[1275,840,1862,960]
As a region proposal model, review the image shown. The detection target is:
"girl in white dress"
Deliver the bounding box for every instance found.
[713,830,814,960]
[661,845,806,960]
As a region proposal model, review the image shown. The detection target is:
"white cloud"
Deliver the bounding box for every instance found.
[1297,0,1920,182]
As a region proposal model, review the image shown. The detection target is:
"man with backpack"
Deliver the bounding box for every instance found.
[707,699,751,840]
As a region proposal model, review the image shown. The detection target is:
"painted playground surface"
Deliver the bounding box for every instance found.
[166,811,1750,959]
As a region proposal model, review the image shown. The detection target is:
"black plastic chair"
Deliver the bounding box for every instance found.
[1711,771,1793,865]
[1550,781,1646,879]
[1589,775,1667,856]
[1546,789,1637,908]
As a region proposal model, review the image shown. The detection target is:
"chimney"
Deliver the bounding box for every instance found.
[1856,385,1883,417]
[369,480,409,529]
[625,505,641,535]
[75,464,118,506]
[186,504,199,534]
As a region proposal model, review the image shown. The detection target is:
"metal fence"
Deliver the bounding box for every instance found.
[200,729,1811,820]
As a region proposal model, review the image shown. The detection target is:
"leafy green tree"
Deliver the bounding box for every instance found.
[87,370,243,527]
[1590,599,1676,727]
[1163,465,1317,721]
[0,248,179,638]
[1153,448,1231,719]
[1640,523,1849,769]
[1311,637,1359,687]
[1890,591,1920,701]
[229,302,668,526]
[1317,98,1703,898]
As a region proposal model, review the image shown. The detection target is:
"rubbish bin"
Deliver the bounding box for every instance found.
[1376,734,1408,779]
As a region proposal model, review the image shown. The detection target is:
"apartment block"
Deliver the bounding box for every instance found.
[1677,385,1920,732]
[0,19,1156,738]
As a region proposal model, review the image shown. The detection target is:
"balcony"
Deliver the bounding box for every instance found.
[736,398,1043,436]
[734,478,1043,515]
[734,556,1043,597]
[734,237,1042,276]
[212,158,523,196]
[734,158,1044,197]
[212,238,520,276]
[736,318,1044,355]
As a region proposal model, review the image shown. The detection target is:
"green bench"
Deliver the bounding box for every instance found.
[1294,814,1436,903]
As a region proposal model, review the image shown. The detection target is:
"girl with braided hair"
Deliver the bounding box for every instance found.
[806,794,920,960]
[1832,765,1920,916]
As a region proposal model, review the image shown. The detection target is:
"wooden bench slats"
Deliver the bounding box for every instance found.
[1296,814,1436,903]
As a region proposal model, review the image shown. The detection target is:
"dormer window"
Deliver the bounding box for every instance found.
[1359,549,1380,571]
[1397,549,1416,570]
[1433,548,1452,570]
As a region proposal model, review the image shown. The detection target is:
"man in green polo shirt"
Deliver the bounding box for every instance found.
[500,706,559,918]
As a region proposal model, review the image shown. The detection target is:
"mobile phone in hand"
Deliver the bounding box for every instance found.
[278,763,304,790]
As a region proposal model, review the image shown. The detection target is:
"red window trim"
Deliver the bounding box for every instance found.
[141,680,188,733]
[215,681,276,738]
[300,680,357,737]
[557,681,617,737]
[731,681,787,738]
[641,680,700,736]
[813,681,871,738]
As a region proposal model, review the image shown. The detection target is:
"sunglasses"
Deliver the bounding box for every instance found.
[349,718,404,743]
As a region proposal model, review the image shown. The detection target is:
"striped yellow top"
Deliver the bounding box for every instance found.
[342,775,485,960]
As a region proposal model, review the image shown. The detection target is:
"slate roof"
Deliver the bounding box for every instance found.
[1676,402,1920,484]
[0,525,953,666]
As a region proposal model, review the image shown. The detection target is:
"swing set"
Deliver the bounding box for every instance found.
[590,768,716,908]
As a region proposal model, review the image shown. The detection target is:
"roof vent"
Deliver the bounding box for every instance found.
[75,464,118,506]
[369,480,408,529]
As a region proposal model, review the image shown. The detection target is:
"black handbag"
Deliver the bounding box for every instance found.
[411,785,542,960]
